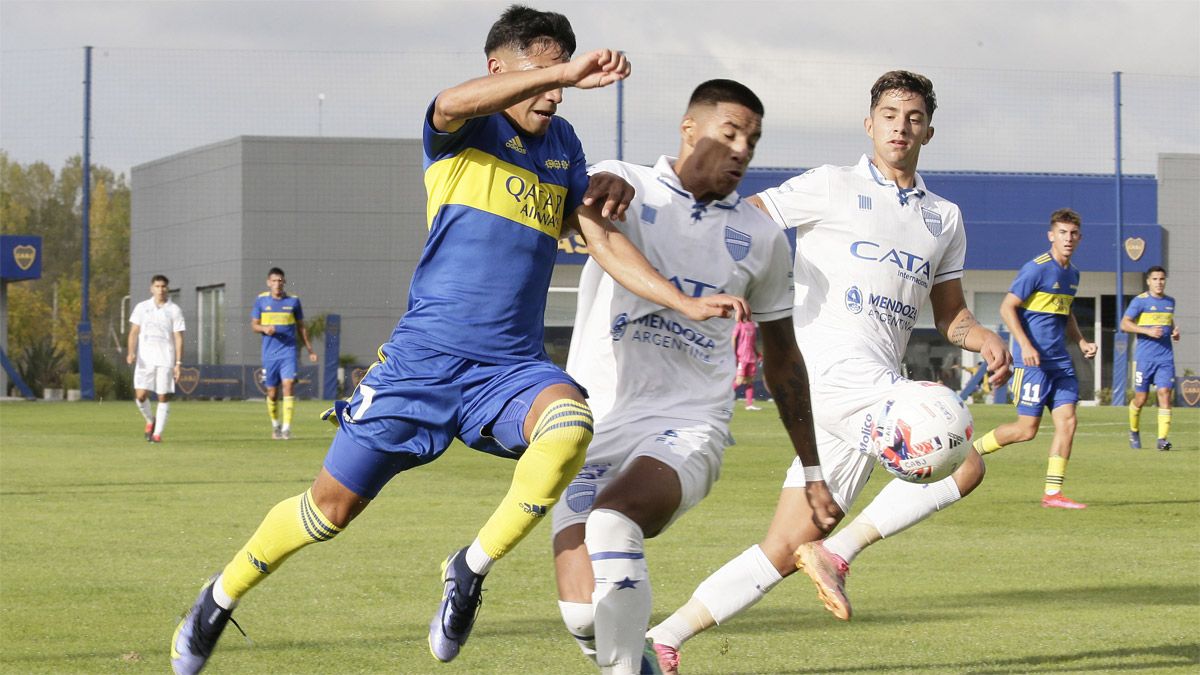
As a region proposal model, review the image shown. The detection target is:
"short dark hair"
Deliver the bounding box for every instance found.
[1049,208,1082,229]
[870,70,937,118]
[484,5,576,58]
[267,267,285,279]
[1145,265,1167,278]
[688,79,764,117]
[151,274,169,286]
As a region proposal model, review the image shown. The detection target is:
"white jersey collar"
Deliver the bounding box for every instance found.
[854,154,927,206]
[653,155,743,217]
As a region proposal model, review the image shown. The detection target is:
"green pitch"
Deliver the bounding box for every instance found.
[0,400,1196,673]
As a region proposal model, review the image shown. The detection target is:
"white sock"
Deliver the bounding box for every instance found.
[212,573,238,610]
[822,517,880,565]
[153,402,169,436]
[648,544,782,649]
[465,539,494,576]
[587,509,649,675]
[558,600,598,663]
[844,476,962,557]
[136,399,152,423]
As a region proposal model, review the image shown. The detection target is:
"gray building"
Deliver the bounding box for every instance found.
[1158,153,1199,377]
[131,136,426,378]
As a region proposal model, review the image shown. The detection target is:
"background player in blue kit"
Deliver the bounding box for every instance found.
[1122,266,1180,450]
[974,209,1097,509]
[171,6,744,674]
[251,267,318,440]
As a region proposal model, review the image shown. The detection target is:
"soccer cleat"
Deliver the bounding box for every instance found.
[1129,431,1141,449]
[1157,438,1172,451]
[795,541,851,621]
[145,421,155,441]
[651,642,680,675]
[271,427,283,440]
[171,575,236,675]
[1041,493,1087,509]
[639,638,664,674]
[280,429,292,441]
[151,434,163,443]
[745,405,762,411]
[428,547,484,663]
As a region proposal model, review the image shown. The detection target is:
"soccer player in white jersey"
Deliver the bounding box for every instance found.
[647,71,1013,673]
[126,274,185,442]
[551,80,838,675]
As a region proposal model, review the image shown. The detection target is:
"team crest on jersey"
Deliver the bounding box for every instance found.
[921,207,943,236]
[505,136,527,154]
[724,227,751,261]
[641,204,658,224]
[610,313,629,340]
[845,286,863,314]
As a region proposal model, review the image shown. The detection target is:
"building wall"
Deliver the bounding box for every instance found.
[132,136,426,376]
[131,138,244,362]
[1157,153,1199,376]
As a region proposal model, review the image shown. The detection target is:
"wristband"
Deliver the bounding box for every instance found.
[803,466,824,483]
[175,361,182,365]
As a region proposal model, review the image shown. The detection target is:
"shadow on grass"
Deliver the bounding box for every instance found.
[762,642,1199,673]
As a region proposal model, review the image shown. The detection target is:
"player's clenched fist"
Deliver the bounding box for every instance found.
[564,49,630,89]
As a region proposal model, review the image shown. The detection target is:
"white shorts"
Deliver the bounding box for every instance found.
[134,364,175,394]
[550,416,727,537]
[783,358,912,511]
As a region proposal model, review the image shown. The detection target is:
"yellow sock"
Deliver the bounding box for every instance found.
[1129,403,1141,432]
[267,398,279,427]
[1158,408,1172,440]
[282,396,296,429]
[220,489,342,601]
[1044,455,1068,495]
[973,429,1003,456]
[477,399,593,560]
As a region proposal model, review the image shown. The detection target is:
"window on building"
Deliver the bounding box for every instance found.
[197,285,226,365]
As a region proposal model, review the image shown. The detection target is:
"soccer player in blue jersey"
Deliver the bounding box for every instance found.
[170,6,745,674]
[251,267,318,440]
[973,209,1097,509]
[1122,266,1180,450]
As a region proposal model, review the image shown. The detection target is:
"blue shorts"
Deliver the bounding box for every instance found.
[322,340,583,499]
[1011,366,1078,417]
[1133,360,1175,393]
[262,353,297,387]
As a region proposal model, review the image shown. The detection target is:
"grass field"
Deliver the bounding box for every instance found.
[0,399,1197,674]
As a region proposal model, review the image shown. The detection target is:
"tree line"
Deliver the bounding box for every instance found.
[1,151,132,397]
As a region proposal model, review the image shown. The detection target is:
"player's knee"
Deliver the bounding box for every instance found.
[530,399,594,471]
[956,450,986,495]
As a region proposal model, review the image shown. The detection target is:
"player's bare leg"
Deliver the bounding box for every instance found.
[973,414,1040,455]
[1042,404,1085,508]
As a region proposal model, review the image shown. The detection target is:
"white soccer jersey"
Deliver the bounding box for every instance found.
[130,298,185,367]
[568,156,794,428]
[758,155,966,376]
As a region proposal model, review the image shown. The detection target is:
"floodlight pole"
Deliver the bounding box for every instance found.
[1110,71,1126,407]
[616,77,624,162]
[78,45,96,400]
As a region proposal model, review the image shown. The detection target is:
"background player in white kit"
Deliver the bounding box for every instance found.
[126,274,185,442]
[551,80,838,675]
[647,71,1013,672]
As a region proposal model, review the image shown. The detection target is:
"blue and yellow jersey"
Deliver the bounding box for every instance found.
[1124,292,1175,364]
[395,100,589,363]
[1010,252,1080,370]
[253,292,304,362]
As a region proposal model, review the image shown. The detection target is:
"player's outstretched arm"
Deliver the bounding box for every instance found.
[432,49,630,132]
[931,279,1013,387]
[568,203,748,321]
[759,318,837,532]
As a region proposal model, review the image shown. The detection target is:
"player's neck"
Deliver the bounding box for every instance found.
[270,291,286,299]
[870,155,919,189]
[1051,251,1072,267]
[153,296,167,307]
[672,156,726,204]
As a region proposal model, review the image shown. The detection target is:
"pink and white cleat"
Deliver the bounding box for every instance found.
[652,642,680,675]
[795,541,852,621]
[1041,493,1087,509]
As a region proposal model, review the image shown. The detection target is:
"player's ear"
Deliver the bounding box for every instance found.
[863,115,873,139]
[681,115,697,147]
[487,55,504,75]
[923,125,935,145]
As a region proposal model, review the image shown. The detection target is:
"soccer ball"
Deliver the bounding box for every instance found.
[867,381,973,483]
